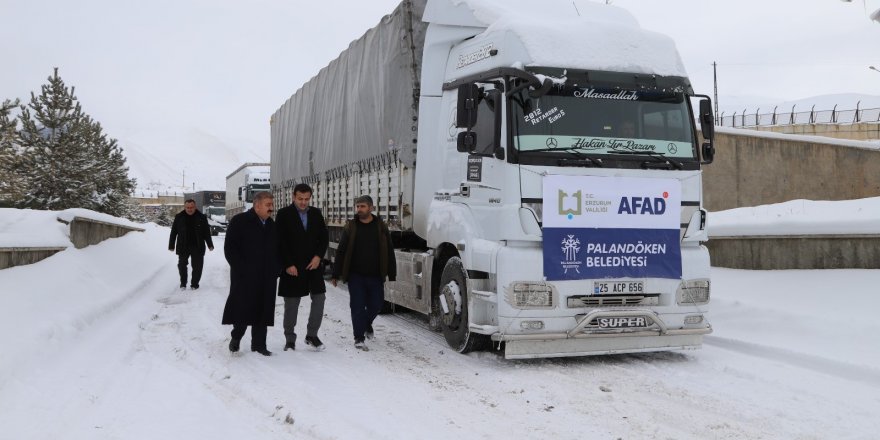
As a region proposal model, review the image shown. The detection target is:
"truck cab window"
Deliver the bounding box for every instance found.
[462,86,501,156]
[643,103,689,142]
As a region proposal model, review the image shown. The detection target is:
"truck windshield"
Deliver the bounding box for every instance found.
[510,84,697,162]
[246,184,271,202]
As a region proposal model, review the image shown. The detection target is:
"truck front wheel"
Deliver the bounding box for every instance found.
[438,257,486,353]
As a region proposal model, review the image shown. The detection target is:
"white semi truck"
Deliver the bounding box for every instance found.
[225,163,270,218]
[271,0,716,359]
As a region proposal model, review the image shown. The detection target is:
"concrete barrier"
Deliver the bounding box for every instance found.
[0,247,68,270]
[707,235,880,270]
[701,129,880,269]
[63,216,145,249]
[1,215,146,270]
[702,129,880,212]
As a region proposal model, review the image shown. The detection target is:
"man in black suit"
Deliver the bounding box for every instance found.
[168,199,214,290]
[276,183,329,351]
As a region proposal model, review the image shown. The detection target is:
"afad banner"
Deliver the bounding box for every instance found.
[542,175,682,281]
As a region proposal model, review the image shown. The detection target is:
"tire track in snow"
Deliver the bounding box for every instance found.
[705,335,880,386]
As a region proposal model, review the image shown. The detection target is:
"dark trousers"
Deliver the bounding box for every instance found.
[348,273,384,341]
[231,324,268,350]
[177,251,204,287]
[284,294,326,343]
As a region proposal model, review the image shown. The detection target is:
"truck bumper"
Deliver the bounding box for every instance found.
[497,327,711,359]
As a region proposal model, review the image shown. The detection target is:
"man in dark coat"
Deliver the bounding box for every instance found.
[276,183,329,352]
[168,199,214,290]
[222,191,280,356]
[331,195,396,351]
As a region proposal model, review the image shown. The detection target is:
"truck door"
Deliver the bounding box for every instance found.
[455,82,504,196]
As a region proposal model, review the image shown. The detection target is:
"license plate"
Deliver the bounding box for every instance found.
[594,316,649,328]
[593,280,645,294]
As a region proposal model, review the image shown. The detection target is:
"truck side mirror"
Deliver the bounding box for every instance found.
[456,84,480,129]
[695,96,715,165]
[456,89,503,157]
[237,187,243,201]
[701,142,715,164]
[457,132,476,153]
[698,98,714,140]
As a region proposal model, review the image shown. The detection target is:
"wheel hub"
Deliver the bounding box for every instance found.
[441,280,461,326]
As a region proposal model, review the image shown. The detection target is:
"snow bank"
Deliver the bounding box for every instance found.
[0,208,145,248]
[709,197,880,237]
[0,208,71,248]
[0,218,166,384]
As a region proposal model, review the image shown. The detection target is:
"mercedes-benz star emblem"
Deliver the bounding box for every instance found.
[546,137,558,148]
[667,143,678,154]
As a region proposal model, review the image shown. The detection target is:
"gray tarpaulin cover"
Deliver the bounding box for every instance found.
[270,0,427,187]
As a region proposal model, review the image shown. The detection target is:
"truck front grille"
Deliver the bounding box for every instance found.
[567,295,659,308]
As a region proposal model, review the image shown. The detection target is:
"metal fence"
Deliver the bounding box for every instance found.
[718,104,880,127]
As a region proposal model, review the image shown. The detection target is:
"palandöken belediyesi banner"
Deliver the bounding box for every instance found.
[542,175,682,281]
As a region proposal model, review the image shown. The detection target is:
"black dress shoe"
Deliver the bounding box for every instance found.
[252,348,273,356]
[229,338,240,352]
[284,342,296,351]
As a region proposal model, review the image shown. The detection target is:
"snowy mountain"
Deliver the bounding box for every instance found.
[115,125,268,196]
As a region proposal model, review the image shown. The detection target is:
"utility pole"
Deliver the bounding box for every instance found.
[713,61,719,121]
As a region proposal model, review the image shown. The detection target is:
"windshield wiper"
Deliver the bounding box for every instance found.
[522,146,604,167]
[608,149,683,170]
[557,157,604,168]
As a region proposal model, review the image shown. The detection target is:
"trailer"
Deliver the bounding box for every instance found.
[271,0,716,358]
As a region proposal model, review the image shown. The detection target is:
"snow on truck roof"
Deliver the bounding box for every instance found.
[424,0,688,77]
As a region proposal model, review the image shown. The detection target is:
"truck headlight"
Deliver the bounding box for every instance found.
[676,279,710,305]
[509,282,555,308]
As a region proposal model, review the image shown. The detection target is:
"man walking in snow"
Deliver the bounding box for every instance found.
[168,199,214,290]
[331,195,396,350]
[276,183,329,352]
[222,191,280,356]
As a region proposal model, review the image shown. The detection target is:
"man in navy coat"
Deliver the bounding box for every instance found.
[222,191,280,356]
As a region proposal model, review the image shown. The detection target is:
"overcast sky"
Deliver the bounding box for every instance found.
[2,0,878,159]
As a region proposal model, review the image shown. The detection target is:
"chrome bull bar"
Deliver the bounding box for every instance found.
[486,309,712,342]
[568,309,667,338]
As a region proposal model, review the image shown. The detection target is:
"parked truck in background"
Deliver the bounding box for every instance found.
[184,190,227,235]
[270,0,716,359]
[225,163,271,218]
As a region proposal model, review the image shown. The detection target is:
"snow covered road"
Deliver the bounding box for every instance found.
[1,227,879,439]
